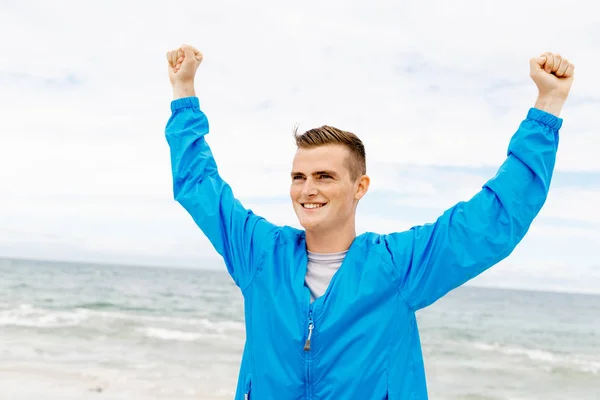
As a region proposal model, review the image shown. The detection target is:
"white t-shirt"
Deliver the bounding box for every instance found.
[305,250,347,303]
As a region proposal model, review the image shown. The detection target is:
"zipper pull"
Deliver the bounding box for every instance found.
[303,313,314,351]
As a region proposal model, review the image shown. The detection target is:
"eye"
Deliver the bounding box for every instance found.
[292,175,304,180]
[318,174,332,179]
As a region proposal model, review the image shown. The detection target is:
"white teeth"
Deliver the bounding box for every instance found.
[303,203,324,209]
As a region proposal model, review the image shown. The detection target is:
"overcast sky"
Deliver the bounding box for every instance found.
[1,0,599,294]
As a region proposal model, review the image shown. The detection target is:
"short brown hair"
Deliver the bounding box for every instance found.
[293,125,366,180]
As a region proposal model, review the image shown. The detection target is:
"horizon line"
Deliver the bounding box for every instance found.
[2,255,598,298]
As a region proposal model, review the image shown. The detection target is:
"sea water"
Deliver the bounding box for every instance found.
[1,258,598,399]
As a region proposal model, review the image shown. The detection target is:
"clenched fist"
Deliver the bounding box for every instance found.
[529,52,575,116]
[167,44,203,99]
[530,52,575,100]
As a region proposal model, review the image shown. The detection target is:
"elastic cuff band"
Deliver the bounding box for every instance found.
[527,107,563,130]
[170,96,200,113]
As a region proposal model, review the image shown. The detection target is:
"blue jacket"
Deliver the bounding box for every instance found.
[165,96,561,399]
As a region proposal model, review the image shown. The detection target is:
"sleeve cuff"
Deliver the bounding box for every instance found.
[171,96,200,113]
[527,107,563,130]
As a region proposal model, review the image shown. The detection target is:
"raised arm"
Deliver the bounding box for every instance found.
[164,45,279,290]
[386,52,575,311]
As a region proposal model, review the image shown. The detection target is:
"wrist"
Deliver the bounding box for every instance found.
[172,81,196,100]
[534,94,566,117]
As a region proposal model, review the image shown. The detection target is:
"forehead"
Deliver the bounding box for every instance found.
[292,144,350,173]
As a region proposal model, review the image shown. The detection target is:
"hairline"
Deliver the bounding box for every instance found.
[293,126,366,181]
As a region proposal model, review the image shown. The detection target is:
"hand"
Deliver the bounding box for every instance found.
[167,44,203,98]
[529,52,575,100]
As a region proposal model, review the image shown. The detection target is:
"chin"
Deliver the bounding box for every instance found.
[294,205,329,231]
[298,219,315,231]
[300,216,332,233]
[296,216,320,231]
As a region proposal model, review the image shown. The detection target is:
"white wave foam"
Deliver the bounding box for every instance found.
[573,359,600,375]
[74,308,245,333]
[140,327,203,341]
[0,304,244,334]
[0,304,89,328]
[472,341,599,375]
[473,342,557,362]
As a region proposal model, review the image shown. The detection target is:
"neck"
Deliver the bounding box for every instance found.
[305,225,356,253]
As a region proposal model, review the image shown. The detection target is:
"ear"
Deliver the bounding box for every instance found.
[354,175,370,200]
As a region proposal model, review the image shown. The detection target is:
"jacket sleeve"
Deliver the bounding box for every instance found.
[385,107,562,311]
[165,97,279,290]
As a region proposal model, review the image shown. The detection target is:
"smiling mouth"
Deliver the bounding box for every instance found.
[301,203,327,209]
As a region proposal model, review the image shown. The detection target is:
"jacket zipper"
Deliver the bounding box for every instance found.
[244,375,251,399]
[303,310,314,351]
[303,307,314,399]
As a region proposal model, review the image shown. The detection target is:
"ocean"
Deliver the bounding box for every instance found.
[1,258,598,400]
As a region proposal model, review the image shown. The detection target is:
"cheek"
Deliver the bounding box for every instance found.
[328,187,353,206]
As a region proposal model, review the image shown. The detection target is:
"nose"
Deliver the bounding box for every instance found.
[301,179,318,197]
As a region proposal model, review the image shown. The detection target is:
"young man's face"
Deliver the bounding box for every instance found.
[290,144,368,234]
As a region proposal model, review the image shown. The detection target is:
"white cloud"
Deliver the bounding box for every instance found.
[0,0,598,293]
[541,188,600,224]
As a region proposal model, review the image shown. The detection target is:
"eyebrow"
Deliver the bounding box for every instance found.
[314,170,337,176]
[291,170,338,177]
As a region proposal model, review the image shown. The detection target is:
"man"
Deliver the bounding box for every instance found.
[164,45,574,399]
